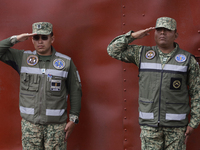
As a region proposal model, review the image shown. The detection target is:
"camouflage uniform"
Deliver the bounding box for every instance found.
[107,17,200,150]
[21,119,67,150]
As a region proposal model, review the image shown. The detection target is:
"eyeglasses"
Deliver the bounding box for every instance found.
[33,35,49,41]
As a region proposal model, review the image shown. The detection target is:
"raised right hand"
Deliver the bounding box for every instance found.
[16,33,37,42]
[131,27,155,39]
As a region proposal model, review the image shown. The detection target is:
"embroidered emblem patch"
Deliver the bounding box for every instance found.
[27,55,38,66]
[175,54,186,62]
[37,24,42,29]
[53,59,65,69]
[170,78,182,90]
[145,50,156,59]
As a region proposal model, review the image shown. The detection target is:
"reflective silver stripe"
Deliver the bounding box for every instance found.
[21,67,41,74]
[46,69,68,78]
[76,71,81,82]
[164,64,187,72]
[20,106,34,115]
[139,111,154,119]
[166,113,186,120]
[140,63,187,72]
[55,52,71,60]
[46,109,65,116]
[21,67,68,78]
[24,50,37,54]
[141,63,162,70]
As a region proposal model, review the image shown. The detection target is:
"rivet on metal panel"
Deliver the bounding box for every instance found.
[124,129,127,131]
[123,23,125,26]
[198,30,200,33]
[123,32,125,34]
[122,5,125,8]
[124,117,127,119]
[124,79,126,82]
[123,14,125,17]
[142,14,145,16]
[123,69,126,71]
[125,139,127,141]
[124,99,127,102]
[198,48,200,51]
[124,89,126,92]
[124,108,127,110]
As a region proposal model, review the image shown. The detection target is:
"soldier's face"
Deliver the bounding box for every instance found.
[32,34,54,56]
[154,28,178,49]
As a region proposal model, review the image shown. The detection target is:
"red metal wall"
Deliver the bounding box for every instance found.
[0,0,200,150]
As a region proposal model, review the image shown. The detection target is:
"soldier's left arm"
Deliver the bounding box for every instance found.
[187,56,200,129]
[66,59,82,117]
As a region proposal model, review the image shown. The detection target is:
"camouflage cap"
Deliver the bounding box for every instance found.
[32,22,53,35]
[155,17,177,31]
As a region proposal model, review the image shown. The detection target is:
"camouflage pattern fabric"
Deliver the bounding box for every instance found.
[107,31,200,129]
[140,126,186,150]
[32,22,53,35]
[21,119,67,150]
[155,17,176,31]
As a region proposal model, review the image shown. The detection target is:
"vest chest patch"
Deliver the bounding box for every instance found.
[50,80,61,91]
[175,54,187,62]
[53,59,65,69]
[145,50,156,60]
[27,55,38,66]
[170,78,182,90]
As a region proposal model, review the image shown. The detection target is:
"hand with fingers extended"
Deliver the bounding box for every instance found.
[131,27,155,39]
[16,33,37,42]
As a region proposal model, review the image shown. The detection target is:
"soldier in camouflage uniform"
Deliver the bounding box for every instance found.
[0,22,82,149]
[107,17,200,150]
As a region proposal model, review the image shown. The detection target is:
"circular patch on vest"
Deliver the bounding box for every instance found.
[27,55,38,66]
[53,59,65,69]
[173,80,181,89]
[145,50,156,59]
[175,54,186,62]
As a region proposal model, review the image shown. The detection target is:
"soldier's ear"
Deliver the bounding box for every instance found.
[175,32,178,39]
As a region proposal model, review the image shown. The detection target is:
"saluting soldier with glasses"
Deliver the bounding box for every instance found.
[0,22,82,149]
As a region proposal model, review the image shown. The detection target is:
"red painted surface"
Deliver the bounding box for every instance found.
[0,0,200,150]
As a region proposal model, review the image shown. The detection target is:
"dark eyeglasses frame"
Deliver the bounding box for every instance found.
[33,35,49,41]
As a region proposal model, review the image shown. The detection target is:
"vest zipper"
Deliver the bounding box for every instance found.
[38,73,45,123]
[158,70,164,125]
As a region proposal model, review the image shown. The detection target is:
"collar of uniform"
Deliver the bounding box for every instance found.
[157,43,178,57]
[38,55,52,61]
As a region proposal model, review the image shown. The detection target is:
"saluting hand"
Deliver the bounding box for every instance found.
[131,27,155,39]
[16,33,37,42]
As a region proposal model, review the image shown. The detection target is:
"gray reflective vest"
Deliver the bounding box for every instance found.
[19,49,71,124]
[139,45,191,127]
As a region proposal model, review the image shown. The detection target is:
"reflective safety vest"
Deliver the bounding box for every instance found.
[138,45,191,127]
[19,48,71,124]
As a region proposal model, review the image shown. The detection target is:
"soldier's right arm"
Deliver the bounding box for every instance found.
[107,27,154,67]
[0,37,24,74]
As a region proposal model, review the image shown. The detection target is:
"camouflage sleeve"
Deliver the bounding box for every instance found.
[187,56,200,128]
[107,31,143,67]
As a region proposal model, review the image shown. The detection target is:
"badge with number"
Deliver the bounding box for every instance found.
[53,59,65,69]
[175,54,187,62]
[145,50,156,59]
[27,55,38,66]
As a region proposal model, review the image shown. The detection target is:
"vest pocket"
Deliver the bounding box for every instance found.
[46,76,63,96]
[20,74,40,91]
[139,98,154,112]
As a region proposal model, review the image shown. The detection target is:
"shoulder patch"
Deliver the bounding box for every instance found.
[175,54,187,62]
[145,50,156,60]
[53,59,65,69]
